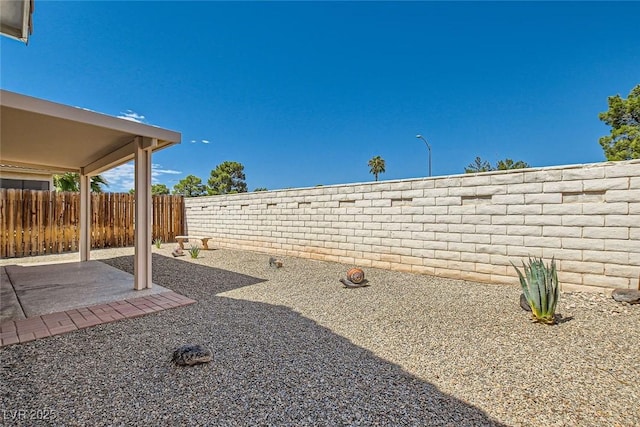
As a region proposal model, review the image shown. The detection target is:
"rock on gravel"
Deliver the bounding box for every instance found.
[519,293,531,312]
[172,344,213,366]
[611,288,640,304]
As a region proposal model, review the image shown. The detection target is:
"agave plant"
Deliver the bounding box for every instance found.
[153,238,162,249]
[512,257,560,324]
[188,244,200,259]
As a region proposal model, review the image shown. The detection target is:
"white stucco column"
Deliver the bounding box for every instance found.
[134,136,157,290]
[79,171,91,261]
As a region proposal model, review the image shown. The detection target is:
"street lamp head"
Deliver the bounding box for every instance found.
[415,133,432,177]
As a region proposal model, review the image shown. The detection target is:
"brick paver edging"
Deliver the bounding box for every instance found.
[0,291,196,347]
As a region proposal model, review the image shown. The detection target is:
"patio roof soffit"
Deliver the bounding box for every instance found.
[82,136,158,176]
[0,90,181,176]
[0,160,79,174]
[0,0,34,44]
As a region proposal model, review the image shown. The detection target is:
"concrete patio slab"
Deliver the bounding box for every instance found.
[1,266,25,323]
[3,260,170,318]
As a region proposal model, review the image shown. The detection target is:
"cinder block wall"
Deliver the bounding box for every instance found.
[184,160,640,292]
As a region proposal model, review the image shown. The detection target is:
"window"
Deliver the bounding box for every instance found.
[0,178,50,190]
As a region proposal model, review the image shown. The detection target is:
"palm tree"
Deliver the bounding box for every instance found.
[53,173,79,192]
[89,175,109,192]
[53,173,108,192]
[368,156,386,181]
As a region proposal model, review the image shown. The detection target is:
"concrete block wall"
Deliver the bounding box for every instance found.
[184,160,640,292]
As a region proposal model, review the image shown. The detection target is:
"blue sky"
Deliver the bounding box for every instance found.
[2,1,639,192]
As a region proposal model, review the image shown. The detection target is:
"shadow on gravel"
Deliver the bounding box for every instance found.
[0,254,507,426]
[102,254,268,296]
[555,314,574,324]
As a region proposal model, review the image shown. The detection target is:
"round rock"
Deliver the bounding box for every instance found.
[611,289,640,304]
[520,293,531,312]
[172,344,213,366]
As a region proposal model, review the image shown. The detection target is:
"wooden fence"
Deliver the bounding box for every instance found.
[0,190,184,258]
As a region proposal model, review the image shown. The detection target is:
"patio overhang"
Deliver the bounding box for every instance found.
[0,0,34,44]
[0,90,182,290]
[0,90,180,174]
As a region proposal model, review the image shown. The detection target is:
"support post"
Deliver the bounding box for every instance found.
[79,171,91,261]
[134,137,156,290]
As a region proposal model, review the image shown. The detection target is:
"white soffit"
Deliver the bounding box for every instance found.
[0,90,181,174]
[0,0,33,43]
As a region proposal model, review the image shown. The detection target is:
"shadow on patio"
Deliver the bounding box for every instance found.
[0,253,505,426]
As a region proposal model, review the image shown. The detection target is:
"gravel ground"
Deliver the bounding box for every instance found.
[1,247,638,426]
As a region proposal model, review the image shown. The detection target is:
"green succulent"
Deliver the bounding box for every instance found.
[153,238,162,249]
[512,257,560,324]
[188,244,200,259]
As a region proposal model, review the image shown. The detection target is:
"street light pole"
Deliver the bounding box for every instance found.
[416,134,432,177]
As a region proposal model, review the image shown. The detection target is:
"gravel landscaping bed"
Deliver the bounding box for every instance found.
[1,247,638,426]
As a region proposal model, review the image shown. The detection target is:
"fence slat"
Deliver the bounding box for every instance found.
[12,190,19,256]
[0,189,6,258]
[43,192,49,254]
[70,192,77,252]
[115,193,122,247]
[36,191,43,255]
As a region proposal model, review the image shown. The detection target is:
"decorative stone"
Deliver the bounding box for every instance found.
[269,257,283,268]
[340,278,368,288]
[346,268,365,284]
[520,293,531,312]
[172,344,213,366]
[611,289,640,304]
[172,247,185,257]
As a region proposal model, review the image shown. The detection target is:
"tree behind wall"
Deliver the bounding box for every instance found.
[368,156,386,181]
[172,175,207,197]
[464,157,530,173]
[208,161,247,195]
[599,84,640,161]
[495,159,530,170]
[151,184,170,195]
[131,184,171,195]
[464,157,493,173]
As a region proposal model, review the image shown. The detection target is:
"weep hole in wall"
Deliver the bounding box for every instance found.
[562,191,605,203]
[461,195,492,205]
[391,198,413,207]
